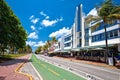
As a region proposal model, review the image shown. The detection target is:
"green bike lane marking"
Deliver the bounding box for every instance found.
[30,54,85,80]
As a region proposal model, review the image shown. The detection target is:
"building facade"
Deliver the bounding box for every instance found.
[54,4,120,62]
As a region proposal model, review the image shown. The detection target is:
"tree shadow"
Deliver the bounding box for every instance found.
[0,58,31,66]
[0,76,6,80]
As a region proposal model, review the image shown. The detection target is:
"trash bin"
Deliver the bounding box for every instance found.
[108,57,113,66]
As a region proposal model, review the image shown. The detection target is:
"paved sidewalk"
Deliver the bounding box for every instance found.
[21,62,41,80]
[0,54,31,80]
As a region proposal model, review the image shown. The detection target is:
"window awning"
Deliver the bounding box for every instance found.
[54,49,71,53]
[48,51,54,54]
[71,44,115,51]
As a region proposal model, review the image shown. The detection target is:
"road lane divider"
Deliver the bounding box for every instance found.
[41,63,47,68]
[30,62,43,80]
[48,68,60,76]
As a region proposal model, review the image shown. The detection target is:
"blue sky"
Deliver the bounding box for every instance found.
[5,0,120,51]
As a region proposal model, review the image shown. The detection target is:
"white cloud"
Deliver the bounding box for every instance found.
[58,17,63,21]
[26,41,45,47]
[26,41,36,46]
[58,38,61,42]
[49,27,70,38]
[29,15,34,20]
[40,11,63,27]
[40,11,50,19]
[31,25,36,30]
[28,32,38,39]
[31,18,39,24]
[40,11,47,17]
[41,17,63,27]
[34,41,45,47]
[29,15,39,24]
[87,8,98,16]
[45,16,50,19]
[41,19,57,27]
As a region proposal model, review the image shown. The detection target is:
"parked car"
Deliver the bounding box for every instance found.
[115,53,120,63]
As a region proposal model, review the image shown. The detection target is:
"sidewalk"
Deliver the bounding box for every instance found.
[0,54,31,80]
[54,56,120,69]
[21,61,41,80]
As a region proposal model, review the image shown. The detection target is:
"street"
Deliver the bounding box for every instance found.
[37,55,120,80]
[31,54,85,80]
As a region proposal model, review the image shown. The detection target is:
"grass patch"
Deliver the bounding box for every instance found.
[30,54,85,80]
[0,54,27,63]
[0,54,27,58]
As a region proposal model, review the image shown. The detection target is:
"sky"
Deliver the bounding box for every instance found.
[5,0,120,51]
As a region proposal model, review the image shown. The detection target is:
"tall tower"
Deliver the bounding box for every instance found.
[74,4,85,48]
[80,4,85,47]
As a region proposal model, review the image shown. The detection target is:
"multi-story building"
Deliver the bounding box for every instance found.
[90,20,120,48]
[73,4,120,52]
[75,4,85,48]
[54,4,120,64]
[54,29,72,53]
[64,29,72,50]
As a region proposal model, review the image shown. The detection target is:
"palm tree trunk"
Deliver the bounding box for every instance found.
[104,17,115,66]
[104,20,109,64]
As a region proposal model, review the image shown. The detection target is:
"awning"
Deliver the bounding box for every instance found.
[71,44,115,51]
[48,51,54,54]
[54,49,70,53]
[71,48,80,51]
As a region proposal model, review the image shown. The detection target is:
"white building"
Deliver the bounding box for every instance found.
[54,4,120,57]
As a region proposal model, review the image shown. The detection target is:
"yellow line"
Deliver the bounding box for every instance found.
[41,64,47,68]
[15,60,33,80]
[48,68,60,76]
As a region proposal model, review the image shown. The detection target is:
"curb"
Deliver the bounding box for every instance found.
[30,62,43,80]
[14,56,33,80]
[30,54,43,80]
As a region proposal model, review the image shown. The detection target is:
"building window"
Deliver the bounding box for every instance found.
[101,33,105,40]
[118,29,120,36]
[79,39,81,45]
[95,35,98,41]
[64,36,71,42]
[64,42,71,47]
[110,31,113,38]
[107,32,110,38]
[92,36,95,42]
[113,30,118,37]
[79,32,81,37]
[92,29,119,42]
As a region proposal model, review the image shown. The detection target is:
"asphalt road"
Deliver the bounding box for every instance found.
[37,55,120,80]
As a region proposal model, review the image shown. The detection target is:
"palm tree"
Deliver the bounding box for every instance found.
[47,40,51,48]
[52,36,57,44]
[35,46,42,54]
[88,0,120,65]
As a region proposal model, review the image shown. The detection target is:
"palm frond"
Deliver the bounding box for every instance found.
[108,14,120,20]
[98,4,114,17]
[85,15,101,24]
[91,22,101,32]
[111,6,120,14]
